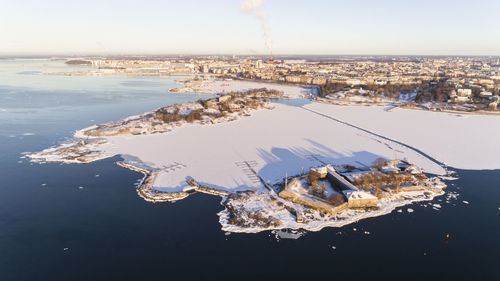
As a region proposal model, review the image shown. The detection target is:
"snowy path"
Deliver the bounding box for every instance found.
[299,105,445,170]
[100,103,445,193]
[305,102,500,171]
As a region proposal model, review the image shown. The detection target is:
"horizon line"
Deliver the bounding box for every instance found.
[2,53,500,59]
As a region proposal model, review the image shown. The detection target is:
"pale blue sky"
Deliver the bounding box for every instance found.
[1,0,499,55]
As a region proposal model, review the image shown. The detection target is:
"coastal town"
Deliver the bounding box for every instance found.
[60,56,500,112]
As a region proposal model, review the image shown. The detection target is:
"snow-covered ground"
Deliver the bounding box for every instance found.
[180,79,318,98]
[96,102,445,193]
[30,89,498,194]
[305,103,500,170]
[27,79,497,234]
[219,188,444,233]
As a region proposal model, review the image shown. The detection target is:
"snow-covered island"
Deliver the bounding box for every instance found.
[28,81,500,234]
[170,77,319,98]
[220,161,446,233]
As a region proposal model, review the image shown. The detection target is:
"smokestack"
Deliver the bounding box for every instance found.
[239,0,273,59]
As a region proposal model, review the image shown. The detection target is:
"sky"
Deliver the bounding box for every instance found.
[1,0,499,56]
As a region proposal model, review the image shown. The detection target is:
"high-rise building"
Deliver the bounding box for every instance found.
[256,60,263,69]
[200,64,209,73]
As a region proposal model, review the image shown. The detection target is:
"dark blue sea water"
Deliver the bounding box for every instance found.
[0,60,499,281]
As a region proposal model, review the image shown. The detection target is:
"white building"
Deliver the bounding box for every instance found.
[343,190,379,208]
[255,60,263,69]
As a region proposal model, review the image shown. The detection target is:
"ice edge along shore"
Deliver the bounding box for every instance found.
[26,80,500,233]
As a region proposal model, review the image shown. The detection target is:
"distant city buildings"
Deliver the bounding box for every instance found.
[63,56,499,111]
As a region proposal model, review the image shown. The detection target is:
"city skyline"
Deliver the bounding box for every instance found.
[1,0,500,56]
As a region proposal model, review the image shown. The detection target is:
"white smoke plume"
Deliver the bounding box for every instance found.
[239,0,273,57]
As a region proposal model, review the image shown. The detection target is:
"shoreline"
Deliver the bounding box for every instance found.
[115,159,448,235]
[117,161,231,202]
[26,80,497,234]
[219,188,446,234]
[173,76,500,116]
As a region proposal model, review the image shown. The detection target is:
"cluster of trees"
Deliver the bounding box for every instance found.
[326,193,345,206]
[185,109,204,123]
[307,171,320,186]
[307,171,327,198]
[306,170,349,205]
[155,108,183,123]
[318,79,499,104]
[243,88,284,98]
[319,81,423,99]
[310,183,327,199]
[155,88,280,124]
[155,106,215,124]
[352,172,416,191]
[363,82,422,99]
[414,80,454,103]
[214,88,283,99]
[318,82,349,97]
